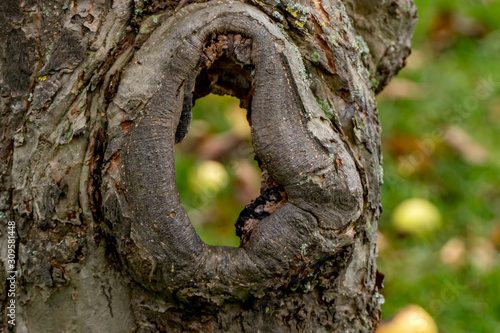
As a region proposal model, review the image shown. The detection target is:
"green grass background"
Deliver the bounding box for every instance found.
[377,0,500,331]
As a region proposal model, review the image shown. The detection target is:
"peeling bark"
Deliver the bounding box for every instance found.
[0,0,416,332]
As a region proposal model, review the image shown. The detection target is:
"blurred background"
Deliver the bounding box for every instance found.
[174,0,500,331]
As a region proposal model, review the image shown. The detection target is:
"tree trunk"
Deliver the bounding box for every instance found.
[0,0,416,331]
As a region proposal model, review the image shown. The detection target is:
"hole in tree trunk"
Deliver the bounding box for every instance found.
[173,33,288,247]
[175,94,260,247]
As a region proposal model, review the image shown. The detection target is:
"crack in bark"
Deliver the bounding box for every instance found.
[311,15,337,74]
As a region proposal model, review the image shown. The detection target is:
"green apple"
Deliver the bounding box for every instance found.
[189,160,229,196]
[392,198,441,236]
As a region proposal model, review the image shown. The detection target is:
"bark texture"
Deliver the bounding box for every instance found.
[0,0,416,332]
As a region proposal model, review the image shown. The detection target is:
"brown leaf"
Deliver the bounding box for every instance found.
[444,125,489,165]
[385,134,435,175]
[377,78,426,100]
[439,237,466,268]
[469,237,497,272]
[234,159,261,204]
[428,10,488,52]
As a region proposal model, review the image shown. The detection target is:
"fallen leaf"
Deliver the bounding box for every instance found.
[488,99,500,125]
[385,134,435,175]
[378,78,426,100]
[443,125,489,165]
[469,237,497,273]
[489,222,500,250]
[439,237,466,268]
[198,133,245,160]
[233,159,261,204]
[428,10,488,52]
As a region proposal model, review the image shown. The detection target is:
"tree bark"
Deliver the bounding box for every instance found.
[0,0,416,332]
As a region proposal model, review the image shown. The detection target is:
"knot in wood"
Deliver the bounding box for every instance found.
[114,1,363,298]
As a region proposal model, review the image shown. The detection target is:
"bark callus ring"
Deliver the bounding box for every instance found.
[119,1,363,299]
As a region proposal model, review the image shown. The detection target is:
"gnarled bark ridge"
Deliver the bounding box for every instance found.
[0,0,416,331]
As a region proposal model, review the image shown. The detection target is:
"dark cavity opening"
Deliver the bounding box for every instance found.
[175,34,287,247]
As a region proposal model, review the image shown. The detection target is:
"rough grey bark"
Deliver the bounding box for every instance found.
[0,0,416,332]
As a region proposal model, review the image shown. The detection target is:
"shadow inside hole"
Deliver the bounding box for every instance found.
[175,94,261,247]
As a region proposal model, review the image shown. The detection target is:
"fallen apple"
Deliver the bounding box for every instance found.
[377,305,438,333]
[189,160,229,197]
[392,198,441,236]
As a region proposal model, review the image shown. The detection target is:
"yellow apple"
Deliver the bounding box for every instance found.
[377,305,438,333]
[189,160,229,196]
[392,198,441,236]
